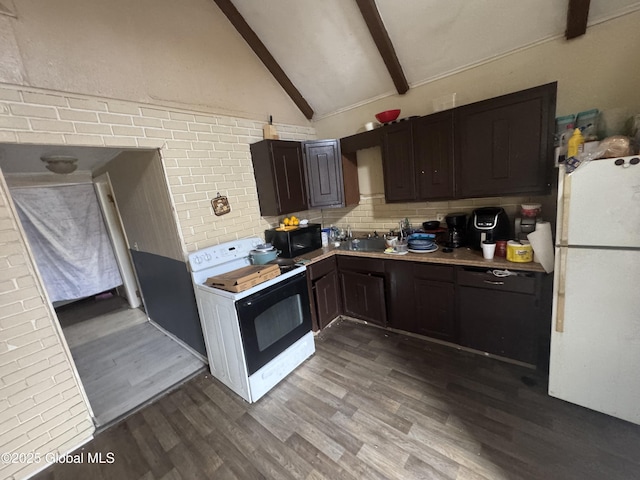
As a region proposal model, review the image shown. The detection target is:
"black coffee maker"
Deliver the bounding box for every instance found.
[445,213,467,248]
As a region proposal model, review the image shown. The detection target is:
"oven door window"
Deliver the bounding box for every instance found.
[254,295,304,351]
[236,272,311,375]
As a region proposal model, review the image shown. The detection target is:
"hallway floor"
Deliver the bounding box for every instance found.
[57,294,205,428]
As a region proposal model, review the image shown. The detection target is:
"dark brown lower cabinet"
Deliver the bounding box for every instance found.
[413,276,455,341]
[307,257,341,331]
[312,254,551,369]
[337,256,387,326]
[340,271,386,326]
[456,267,542,365]
[313,271,341,329]
[387,261,455,341]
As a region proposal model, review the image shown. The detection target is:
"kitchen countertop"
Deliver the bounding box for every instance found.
[298,243,549,273]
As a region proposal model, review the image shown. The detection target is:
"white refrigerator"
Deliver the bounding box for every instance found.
[549,155,640,425]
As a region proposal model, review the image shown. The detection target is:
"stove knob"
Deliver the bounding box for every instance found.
[204,253,212,261]
[194,256,202,264]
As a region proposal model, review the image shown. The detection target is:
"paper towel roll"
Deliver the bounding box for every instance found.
[527,221,554,273]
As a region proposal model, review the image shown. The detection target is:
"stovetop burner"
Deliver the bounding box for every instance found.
[278,263,303,273]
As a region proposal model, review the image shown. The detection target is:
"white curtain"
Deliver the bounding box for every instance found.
[11,184,123,303]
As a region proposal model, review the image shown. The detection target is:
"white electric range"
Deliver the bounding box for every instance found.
[188,237,315,403]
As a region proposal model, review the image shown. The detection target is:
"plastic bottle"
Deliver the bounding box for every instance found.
[567,128,584,158]
[560,123,575,148]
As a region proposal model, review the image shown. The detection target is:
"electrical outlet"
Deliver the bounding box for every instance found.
[436,213,446,222]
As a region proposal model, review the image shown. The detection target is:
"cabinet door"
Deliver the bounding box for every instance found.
[340,270,386,326]
[455,82,556,198]
[413,111,454,200]
[458,286,539,364]
[386,260,415,331]
[270,141,308,214]
[304,140,344,208]
[413,278,455,342]
[314,270,341,330]
[382,122,416,202]
[387,260,455,340]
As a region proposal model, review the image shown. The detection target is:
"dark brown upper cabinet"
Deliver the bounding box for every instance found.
[251,139,358,216]
[303,140,343,208]
[251,140,308,216]
[381,112,454,202]
[454,82,556,198]
[413,111,455,200]
[381,121,416,202]
[340,82,556,202]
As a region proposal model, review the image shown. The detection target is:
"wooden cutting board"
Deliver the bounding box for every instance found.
[205,264,281,293]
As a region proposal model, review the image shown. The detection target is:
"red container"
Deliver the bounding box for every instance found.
[375,109,401,123]
[495,240,507,257]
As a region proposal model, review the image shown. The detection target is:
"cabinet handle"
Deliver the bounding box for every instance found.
[483,280,505,285]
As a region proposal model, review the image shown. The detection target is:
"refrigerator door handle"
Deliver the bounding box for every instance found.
[555,248,567,333]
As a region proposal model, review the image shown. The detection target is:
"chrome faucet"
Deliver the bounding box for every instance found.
[346,225,352,239]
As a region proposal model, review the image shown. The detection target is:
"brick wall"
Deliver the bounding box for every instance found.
[0,85,319,255]
[0,174,94,480]
[321,192,554,235]
[0,84,319,479]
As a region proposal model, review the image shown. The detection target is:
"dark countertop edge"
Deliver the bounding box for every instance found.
[297,245,549,274]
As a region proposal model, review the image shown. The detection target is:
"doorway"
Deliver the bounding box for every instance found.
[0,143,205,428]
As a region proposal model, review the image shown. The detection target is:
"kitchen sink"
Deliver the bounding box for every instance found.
[337,237,386,252]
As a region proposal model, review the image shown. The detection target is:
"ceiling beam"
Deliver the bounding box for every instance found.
[355,0,409,95]
[212,0,314,120]
[565,0,590,39]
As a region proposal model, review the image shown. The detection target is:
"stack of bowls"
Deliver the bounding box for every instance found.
[407,233,437,253]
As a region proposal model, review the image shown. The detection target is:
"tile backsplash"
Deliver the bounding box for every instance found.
[321,192,557,235]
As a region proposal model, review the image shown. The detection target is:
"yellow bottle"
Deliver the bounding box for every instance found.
[567,128,584,158]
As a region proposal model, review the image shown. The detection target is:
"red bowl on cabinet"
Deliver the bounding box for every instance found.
[375,109,401,123]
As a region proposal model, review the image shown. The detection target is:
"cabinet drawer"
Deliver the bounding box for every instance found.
[413,263,454,282]
[456,268,537,295]
[307,256,336,281]
[337,255,385,274]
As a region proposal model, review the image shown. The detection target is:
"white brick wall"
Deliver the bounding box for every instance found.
[0,175,94,480]
[0,84,321,478]
[322,193,552,235]
[0,85,319,253]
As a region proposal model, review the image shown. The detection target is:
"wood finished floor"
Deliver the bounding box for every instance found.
[57,295,205,428]
[37,318,640,480]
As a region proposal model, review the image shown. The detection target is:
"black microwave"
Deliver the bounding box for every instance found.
[265,223,322,258]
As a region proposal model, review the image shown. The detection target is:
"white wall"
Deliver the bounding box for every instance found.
[314,10,640,139]
[0,0,309,127]
[314,11,640,233]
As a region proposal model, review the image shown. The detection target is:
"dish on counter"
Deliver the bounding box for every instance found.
[407,240,435,251]
[384,248,409,255]
[408,245,439,254]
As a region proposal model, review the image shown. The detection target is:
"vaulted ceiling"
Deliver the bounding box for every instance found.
[218,0,640,120]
